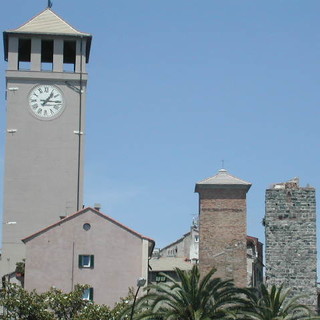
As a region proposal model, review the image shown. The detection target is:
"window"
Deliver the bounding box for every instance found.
[155,275,166,283]
[63,40,76,72]
[82,287,94,301]
[194,235,199,242]
[167,249,176,257]
[41,40,54,71]
[18,38,31,70]
[78,255,94,269]
[83,223,91,231]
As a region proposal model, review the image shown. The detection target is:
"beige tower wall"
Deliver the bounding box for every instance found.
[1,34,88,277]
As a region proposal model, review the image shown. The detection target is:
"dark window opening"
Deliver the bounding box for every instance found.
[155,275,167,283]
[149,271,178,283]
[82,287,94,301]
[63,40,76,72]
[18,39,31,70]
[41,40,54,71]
[83,223,91,231]
[78,255,94,269]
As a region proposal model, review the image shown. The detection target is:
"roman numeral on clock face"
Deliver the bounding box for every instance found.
[29,85,65,120]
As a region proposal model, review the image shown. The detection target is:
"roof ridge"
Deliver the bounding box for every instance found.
[161,232,191,251]
[22,207,154,244]
[41,8,84,34]
[6,8,91,36]
[197,169,251,185]
[6,8,48,32]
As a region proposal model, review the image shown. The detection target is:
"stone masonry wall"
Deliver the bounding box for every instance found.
[199,187,247,287]
[265,183,317,308]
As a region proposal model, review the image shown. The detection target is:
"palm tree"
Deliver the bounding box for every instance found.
[134,265,245,320]
[240,283,319,320]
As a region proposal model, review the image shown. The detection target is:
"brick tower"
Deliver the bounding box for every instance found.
[265,178,317,308]
[195,169,251,287]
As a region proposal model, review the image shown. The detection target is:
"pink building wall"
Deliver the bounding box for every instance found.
[23,208,153,306]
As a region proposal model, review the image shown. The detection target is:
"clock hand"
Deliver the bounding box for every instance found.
[41,91,54,106]
[43,100,62,103]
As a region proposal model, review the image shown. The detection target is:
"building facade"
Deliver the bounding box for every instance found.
[23,207,154,306]
[246,236,263,288]
[160,225,199,262]
[265,178,317,308]
[195,169,251,287]
[149,225,199,284]
[150,225,263,288]
[1,8,92,277]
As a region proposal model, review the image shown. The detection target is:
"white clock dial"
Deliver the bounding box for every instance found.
[28,85,65,120]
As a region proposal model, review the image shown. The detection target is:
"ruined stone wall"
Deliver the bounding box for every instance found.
[265,183,317,308]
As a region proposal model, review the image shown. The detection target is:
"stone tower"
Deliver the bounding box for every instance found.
[1,8,92,276]
[195,169,251,287]
[265,178,317,308]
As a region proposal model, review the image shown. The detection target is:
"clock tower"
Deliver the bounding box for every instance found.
[1,8,92,276]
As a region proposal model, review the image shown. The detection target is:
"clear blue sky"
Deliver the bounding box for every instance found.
[0,1,320,256]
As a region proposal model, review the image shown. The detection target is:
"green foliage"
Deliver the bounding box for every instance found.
[46,284,93,320]
[135,265,245,320]
[0,283,112,320]
[73,303,112,320]
[0,283,51,320]
[0,277,318,320]
[110,287,135,320]
[240,283,320,320]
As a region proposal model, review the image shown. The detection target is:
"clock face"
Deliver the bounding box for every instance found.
[28,84,65,120]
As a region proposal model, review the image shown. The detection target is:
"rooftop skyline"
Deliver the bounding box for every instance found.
[0,1,319,269]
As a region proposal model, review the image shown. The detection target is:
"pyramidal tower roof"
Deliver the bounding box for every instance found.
[3,8,92,62]
[195,169,251,192]
[5,8,91,37]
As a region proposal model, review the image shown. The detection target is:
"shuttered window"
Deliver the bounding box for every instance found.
[78,255,94,269]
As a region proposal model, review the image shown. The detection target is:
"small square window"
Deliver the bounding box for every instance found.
[82,287,94,301]
[79,255,94,269]
[155,274,166,283]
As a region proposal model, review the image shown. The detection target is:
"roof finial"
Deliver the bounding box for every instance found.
[221,159,225,169]
[48,0,53,8]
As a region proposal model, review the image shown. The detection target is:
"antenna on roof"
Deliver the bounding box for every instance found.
[191,214,199,228]
[48,0,53,8]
